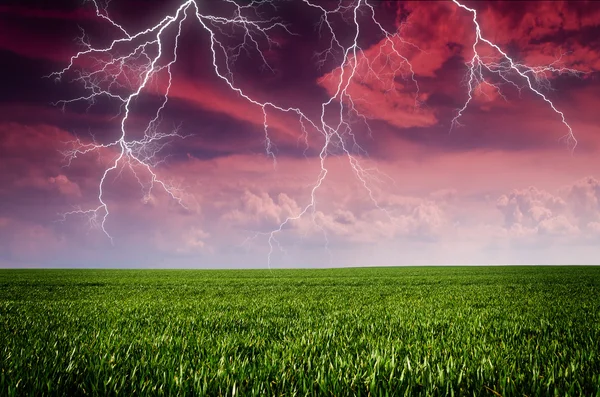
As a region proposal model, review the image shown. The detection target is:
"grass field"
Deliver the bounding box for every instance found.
[1,267,599,396]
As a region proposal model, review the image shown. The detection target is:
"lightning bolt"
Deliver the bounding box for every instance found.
[52,0,582,265]
[451,0,584,151]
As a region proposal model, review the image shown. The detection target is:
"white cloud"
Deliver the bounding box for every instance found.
[221,189,450,244]
[222,190,302,230]
[154,227,211,255]
[48,174,82,197]
[496,176,600,239]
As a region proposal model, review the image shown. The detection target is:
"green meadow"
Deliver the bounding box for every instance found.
[1,267,599,396]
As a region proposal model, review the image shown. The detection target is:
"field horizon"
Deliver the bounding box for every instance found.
[1,264,596,270]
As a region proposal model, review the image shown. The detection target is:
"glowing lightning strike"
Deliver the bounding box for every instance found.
[255,0,424,265]
[51,0,421,263]
[52,0,582,265]
[51,1,195,243]
[451,0,584,151]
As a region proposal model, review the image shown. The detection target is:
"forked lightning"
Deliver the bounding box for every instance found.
[52,0,581,264]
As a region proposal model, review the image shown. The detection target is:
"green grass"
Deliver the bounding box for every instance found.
[1,267,600,396]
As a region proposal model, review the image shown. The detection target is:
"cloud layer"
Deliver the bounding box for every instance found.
[1,1,600,266]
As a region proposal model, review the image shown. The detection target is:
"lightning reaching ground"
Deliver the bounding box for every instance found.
[50,0,584,265]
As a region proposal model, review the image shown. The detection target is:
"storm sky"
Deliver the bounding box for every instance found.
[1,0,600,268]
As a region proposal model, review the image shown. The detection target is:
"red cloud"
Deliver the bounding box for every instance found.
[314,2,473,130]
[169,78,309,144]
[316,43,438,129]
[477,2,600,73]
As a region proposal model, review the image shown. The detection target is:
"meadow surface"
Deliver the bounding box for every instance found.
[1,266,599,396]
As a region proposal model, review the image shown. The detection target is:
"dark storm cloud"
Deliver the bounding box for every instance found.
[1,0,600,268]
[1,0,599,163]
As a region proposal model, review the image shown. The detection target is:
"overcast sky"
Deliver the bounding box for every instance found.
[1,0,600,267]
